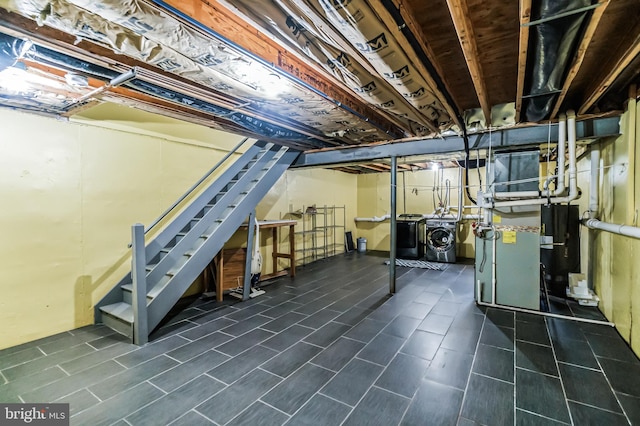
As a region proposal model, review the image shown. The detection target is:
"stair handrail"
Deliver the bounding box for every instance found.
[139,137,251,240]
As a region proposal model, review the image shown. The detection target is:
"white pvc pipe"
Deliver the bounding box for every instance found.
[584,219,640,239]
[354,215,390,222]
[462,214,481,220]
[548,113,567,196]
[590,146,600,218]
[492,191,541,199]
[490,111,579,208]
[491,227,497,305]
[354,213,482,222]
[567,111,578,198]
[455,167,463,222]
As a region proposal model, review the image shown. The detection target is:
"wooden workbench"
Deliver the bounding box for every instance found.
[214,220,297,301]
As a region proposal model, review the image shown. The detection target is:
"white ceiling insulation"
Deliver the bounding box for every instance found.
[223,0,453,135]
[2,0,403,144]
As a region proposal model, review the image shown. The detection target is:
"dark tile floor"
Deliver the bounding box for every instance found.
[1,253,640,425]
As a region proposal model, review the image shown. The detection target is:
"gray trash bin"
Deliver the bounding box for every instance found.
[357,237,367,253]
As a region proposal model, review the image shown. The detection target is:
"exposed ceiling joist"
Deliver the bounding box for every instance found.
[515,0,532,123]
[446,0,491,126]
[160,0,404,136]
[330,166,360,174]
[579,19,640,115]
[380,1,463,129]
[359,164,389,172]
[550,1,610,119]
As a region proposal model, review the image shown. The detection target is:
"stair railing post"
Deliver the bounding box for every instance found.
[242,210,257,301]
[131,223,149,345]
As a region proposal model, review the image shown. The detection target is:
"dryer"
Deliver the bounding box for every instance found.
[426,221,457,263]
[396,215,426,259]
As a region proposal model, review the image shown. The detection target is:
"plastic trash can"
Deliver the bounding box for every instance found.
[357,237,367,253]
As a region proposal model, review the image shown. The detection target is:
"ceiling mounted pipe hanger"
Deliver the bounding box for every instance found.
[67,67,138,108]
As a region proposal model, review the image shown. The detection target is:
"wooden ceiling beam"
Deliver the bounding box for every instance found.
[373,163,393,170]
[550,1,610,119]
[579,18,640,115]
[360,164,389,172]
[331,167,360,174]
[446,0,492,126]
[515,0,532,123]
[161,0,405,136]
[377,2,462,130]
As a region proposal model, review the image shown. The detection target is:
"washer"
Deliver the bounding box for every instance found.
[425,221,457,263]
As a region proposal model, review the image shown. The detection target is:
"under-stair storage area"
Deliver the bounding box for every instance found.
[96,141,300,343]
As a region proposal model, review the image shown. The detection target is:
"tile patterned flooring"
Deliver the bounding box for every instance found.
[1,253,639,425]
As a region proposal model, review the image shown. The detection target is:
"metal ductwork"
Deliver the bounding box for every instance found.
[523,0,594,122]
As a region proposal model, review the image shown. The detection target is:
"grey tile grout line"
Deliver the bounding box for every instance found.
[566,398,630,415]
[164,410,195,426]
[456,307,488,423]
[191,407,222,426]
[545,316,575,426]
[0,348,48,372]
[585,335,633,424]
[471,371,515,386]
[55,360,74,376]
[516,407,572,425]
[556,359,602,373]
[126,374,224,424]
[244,398,291,422]
[334,351,392,426]
[316,390,356,408]
[114,381,168,423]
[390,381,416,426]
[478,341,515,352]
[370,384,413,401]
[514,365,560,379]
[514,337,551,347]
[273,293,414,426]
[163,354,183,364]
[85,387,103,402]
[210,367,287,425]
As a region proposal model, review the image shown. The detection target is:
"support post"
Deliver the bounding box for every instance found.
[389,156,397,294]
[131,223,148,345]
[242,210,257,301]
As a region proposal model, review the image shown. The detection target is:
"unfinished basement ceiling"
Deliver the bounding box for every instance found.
[0,0,638,151]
